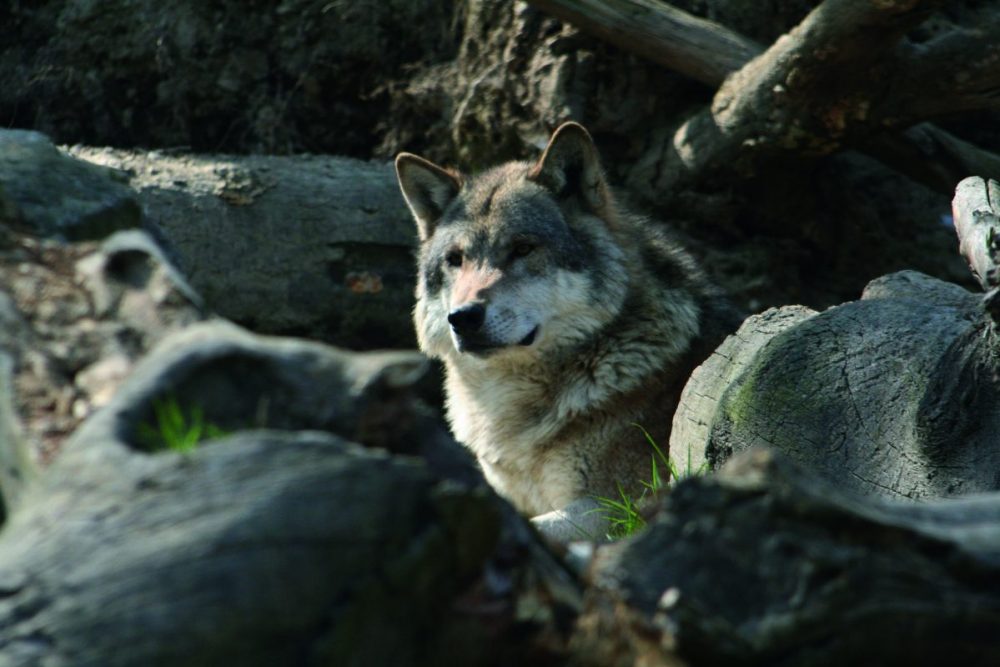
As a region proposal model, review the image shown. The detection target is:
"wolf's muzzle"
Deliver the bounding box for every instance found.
[448,303,537,354]
[448,303,486,336]
[448,303,492,354]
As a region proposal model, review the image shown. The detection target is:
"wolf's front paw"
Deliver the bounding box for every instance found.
[531,497,607,543]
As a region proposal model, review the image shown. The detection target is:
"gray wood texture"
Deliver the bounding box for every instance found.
[71,147,419,349]
[953,175,1000,291]
[671,270,1000,500]
[0,430,499,666]
[588,448,1000,666]
[0,322,581,665]
[525,0,1000,195]
[523,0,761,87]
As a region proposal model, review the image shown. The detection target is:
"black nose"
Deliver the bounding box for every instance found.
[448,303,486,335]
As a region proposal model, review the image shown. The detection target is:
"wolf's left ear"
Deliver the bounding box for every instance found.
[395,153,463,241]
[528,122,609,212]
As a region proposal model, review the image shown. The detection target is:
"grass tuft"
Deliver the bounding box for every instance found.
[136,397,227,453]
[591,424,707,540]
[594,482,648,540]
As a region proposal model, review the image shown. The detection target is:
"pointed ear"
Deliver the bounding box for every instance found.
[395,153,462,241]
[528,122,608,212]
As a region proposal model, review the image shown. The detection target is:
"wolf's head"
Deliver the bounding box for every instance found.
[395,123,630,363]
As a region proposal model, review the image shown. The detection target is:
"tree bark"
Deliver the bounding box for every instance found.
[0,322,580,665]
[0,430,502,666]
[648,0,946,191]
[669,268,1000,500]
[522,0,761,87]
[898,6,1000,120]
[667,304,817,476]
[524,0,1000,195]
[584,447,1000,666]
[71,147,419,349]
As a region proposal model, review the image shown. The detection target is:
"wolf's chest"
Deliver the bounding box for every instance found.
[445,372,582,513]
[478,453,579,515]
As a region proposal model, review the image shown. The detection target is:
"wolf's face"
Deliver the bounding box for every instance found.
[396,123,628,363]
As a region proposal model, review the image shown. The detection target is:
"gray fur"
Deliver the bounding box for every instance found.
[396,122,737,541]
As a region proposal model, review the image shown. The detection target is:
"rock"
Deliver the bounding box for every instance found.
[0,129,139,240]
[670,270,1000,500]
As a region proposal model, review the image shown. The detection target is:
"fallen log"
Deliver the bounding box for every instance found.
[648,0,948,190]
[583,448,1000,666]
[0,322,581,665]
[70,146,419,349]
[670,269,1000,499]
[523,0,761,87]
[0,431,498,666]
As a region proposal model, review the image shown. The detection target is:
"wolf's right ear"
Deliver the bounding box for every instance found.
[395,153,462,241]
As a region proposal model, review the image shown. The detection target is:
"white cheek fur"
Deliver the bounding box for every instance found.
[413,291,453,359]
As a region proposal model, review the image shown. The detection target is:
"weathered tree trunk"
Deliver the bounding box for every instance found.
[0,431,497,666]
[72,147,419,349]
[670,269,1000,499]
[670,176,1000,499]
[582,448,1000,666]
[0,322,581,666]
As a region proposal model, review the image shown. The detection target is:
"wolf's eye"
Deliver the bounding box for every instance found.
[445,250,463,267]
[511,242,535,259]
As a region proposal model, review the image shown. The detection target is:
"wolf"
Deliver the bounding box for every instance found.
[395,122,739,541]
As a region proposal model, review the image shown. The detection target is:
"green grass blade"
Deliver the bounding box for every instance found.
[137,397,228,453]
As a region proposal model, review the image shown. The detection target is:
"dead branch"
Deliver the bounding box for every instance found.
[898,8,1000,120]
[952,175,1000,292]
[526,0,1000,195]
[867,124,1000,195]
[522,0,761,87]
[649,0,946,190]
